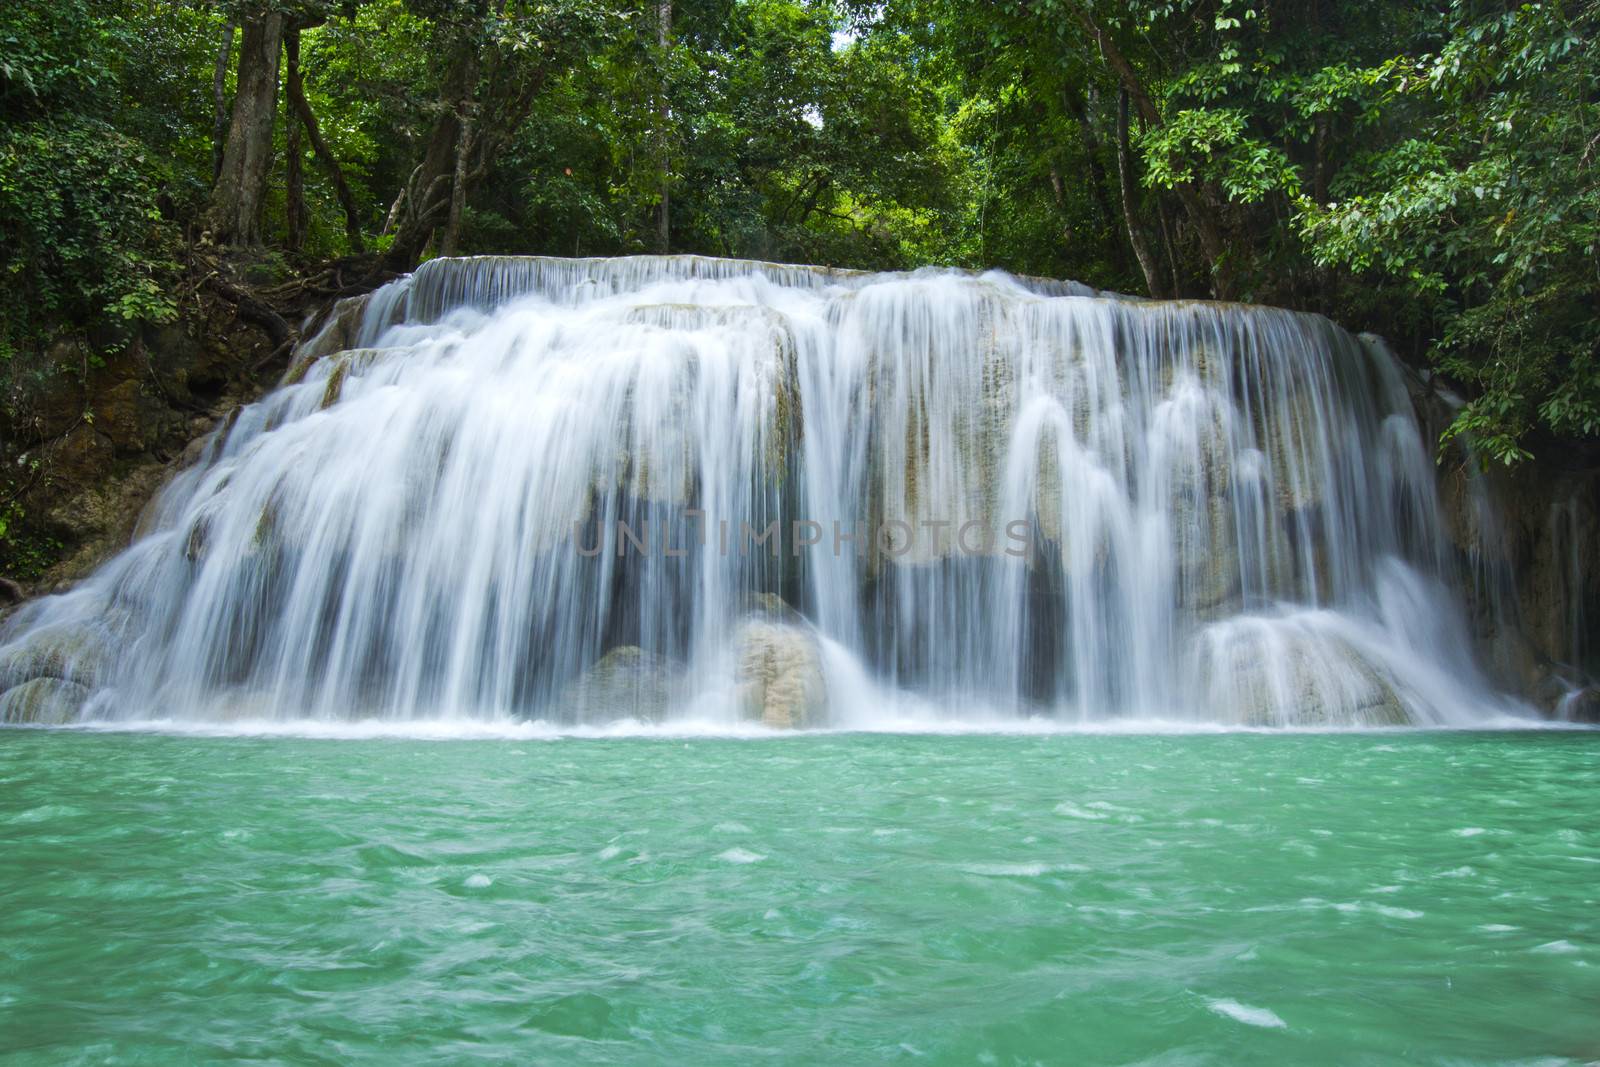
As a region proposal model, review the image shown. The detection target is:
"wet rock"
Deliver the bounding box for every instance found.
[734,620,826,729]
[295,293,374,365]
[744,591,801,623]
[1257,385,1325,513]
[563,646,679,722]
[0,677,89,724]
[1557,685,1600,723]
[1192,620,1411,726]
[0,622,115,691]
[320,358,350,409]
[1164,378,1239,612]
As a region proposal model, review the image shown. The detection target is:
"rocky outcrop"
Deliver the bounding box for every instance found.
[0,312,268,589]
[561,645,679,722]
[733,620,827,729]
[1393,345,1600,710]
[0,616,121,723]
[0,678,90,724]
[1,255,392,593]
[1191,619,1411,727]
[0,623,114,692]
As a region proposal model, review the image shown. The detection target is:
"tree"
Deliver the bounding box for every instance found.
[204,7,285,244]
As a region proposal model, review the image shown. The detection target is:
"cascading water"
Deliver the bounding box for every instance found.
[0,256,1532,728]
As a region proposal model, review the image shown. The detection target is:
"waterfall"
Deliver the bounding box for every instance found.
[0,256,1532,728]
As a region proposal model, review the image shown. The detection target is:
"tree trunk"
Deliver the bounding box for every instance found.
[211,22,236,182]
[205,10,284,245]
[386,42,478,269]
[1313,114,1330,205]
[655,0,672,254]
[1115,89,1166,299]
[440,90,474,256]
[1068,1,1233,298]
[1064,84,1130,279]
[285,23,365,250]
[284,26,306,251]
[1155,191,1184,297]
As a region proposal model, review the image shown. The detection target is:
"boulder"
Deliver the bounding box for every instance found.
[0,622,115,692]
[743,591,801,623]
[733,620,827,729]
[1557,685,1600,724]
[563,646,679,722]
[1191,619,1411,726]
[0,678,90,724]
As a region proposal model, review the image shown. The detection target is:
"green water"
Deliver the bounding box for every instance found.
[2,729,1597,1064]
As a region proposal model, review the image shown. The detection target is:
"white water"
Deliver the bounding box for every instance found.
[0,255,1531,727]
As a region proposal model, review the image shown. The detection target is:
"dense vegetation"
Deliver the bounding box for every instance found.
[2,0,1596,466]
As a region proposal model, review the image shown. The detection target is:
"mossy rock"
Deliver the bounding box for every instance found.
[0,677,90,724]
[0,624,114,691]
[320,358,350,409]
[562,646,680,722]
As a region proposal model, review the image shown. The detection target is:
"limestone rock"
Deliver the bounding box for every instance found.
[0,623,115,692]
[734,620,826,729]
[744,592,801,623]
[0,678,90,724]
[295,293,374,365]
[1192,620,1411,726]
[563,646,678,722]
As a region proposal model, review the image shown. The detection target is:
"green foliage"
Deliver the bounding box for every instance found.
[1141,108,1300,202]
[0,0,179,395]
[0,496,63,581]
[1,0,1596,467]
[1296,0,1599,463]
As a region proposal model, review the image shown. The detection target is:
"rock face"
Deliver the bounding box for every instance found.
[562,646,679,722]
[1397,345,1600,709]
[0,619,119,724]
[1557,686,1600,723]
[733,620,827,729]
[294,293,374,365]
[0,622,114,692]
[0,678,90,724]
[0,289,284,587]
[1191,619,1411,727]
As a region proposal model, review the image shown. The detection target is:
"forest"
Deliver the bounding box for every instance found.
[1,0,1596,471]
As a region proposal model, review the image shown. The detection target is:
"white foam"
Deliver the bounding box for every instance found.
[464,873,493,889]
[1206,998,1287,1029]
[961,862,1056,877]
[1532,940,1581,955]
[11,712,1582,741]
[1054,802,1111,820]
[716,848,766,865]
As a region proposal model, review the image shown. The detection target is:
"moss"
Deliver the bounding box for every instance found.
[252,495,280,550]
[320,358,349,409]
[282,355,316,387]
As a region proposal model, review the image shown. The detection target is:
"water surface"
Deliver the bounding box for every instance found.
[2,729,1597,1063]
